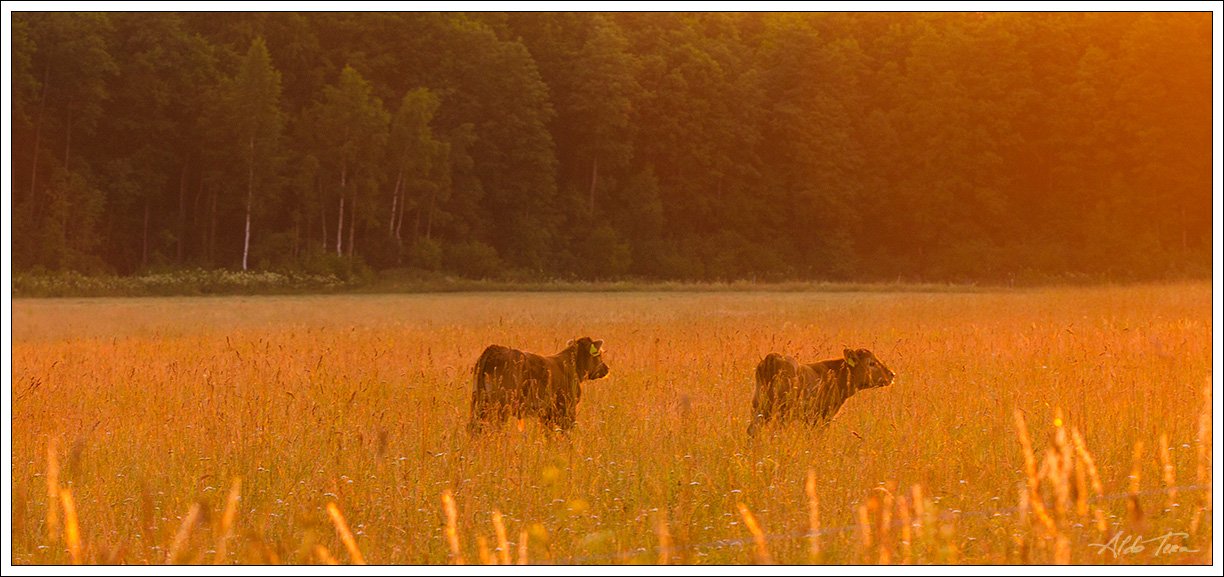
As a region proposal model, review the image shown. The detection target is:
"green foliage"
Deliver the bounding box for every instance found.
[568,224,633,280]
[443,240,503,279]
[407,238,444,271]
[387,87,451,249]
[298,249,374,283]
[12,269,348,297]
[226,37,285,270]
[8,12,1211,283]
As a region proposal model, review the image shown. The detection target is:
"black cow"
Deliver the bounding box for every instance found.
[468,337,610,434]
[748,348,895,436]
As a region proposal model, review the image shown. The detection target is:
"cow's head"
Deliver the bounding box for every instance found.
[844,348,894,390]
[569,337,610,380]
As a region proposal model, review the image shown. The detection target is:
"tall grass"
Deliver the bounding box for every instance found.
[10,282,1213,564]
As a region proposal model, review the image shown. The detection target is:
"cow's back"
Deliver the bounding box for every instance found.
[473,345,556,409]
[797,359,850,421]
[749,353,803,435]
[469,338,605,434]
[797,360,840,391]
[756,353,800,391]
[475,345,519,385]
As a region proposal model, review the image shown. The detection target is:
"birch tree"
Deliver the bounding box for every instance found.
[307,66,389,257]
[226,37,284,270]
[387,88,449,248]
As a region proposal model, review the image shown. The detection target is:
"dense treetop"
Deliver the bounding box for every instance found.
[10,12,1212,281]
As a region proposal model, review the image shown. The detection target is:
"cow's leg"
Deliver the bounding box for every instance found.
[538,407,559,434]
[747,384,774,437]
[535,403,574,435]
[554,408,576,434]
[469,360,493,436]
[468,390,491,436]
[550,388,580,434]
[493,400,515,430]
[468,376,502,436]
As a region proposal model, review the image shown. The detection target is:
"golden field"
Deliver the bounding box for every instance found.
[9,283,1215,564]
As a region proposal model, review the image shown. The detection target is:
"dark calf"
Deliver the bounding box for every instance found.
[469,337,609,434]
[748,348,894,436]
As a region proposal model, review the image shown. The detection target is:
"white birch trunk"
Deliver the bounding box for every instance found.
[395,179,407,241]
[242,136,254,270]
[389,169,403,238]
[347,190,357,257]
[336,163,346,257]
[589,157,598,214]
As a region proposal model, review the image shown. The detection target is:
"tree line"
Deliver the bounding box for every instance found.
[9,12,1212,282]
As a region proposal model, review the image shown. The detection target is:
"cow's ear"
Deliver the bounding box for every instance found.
[567,339,576,347]
[844,348,858,367]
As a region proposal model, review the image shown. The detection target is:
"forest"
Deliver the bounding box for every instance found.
[8,12,1213,282]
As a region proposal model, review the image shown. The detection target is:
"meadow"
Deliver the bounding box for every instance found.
[9,282,1214,564]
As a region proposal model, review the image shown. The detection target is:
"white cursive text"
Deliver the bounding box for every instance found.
[1087,530,1200,558]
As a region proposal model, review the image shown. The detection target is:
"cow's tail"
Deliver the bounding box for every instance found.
[468,346,494,435]
[749,353,786,437]
[756,353,786,388]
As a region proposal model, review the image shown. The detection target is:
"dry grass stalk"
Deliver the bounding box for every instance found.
[46,439,60,545]
[166,502,202,564]
[878,489,894,565]
[441,490,465,565]
[1045,449,1070,521]
[1014,410,1038,491]
[1053,534,1070,565]
[517,529,529,565]
[1015,481,1043,562]
[1052,409,1071,459]
[1158,432,1177,508]
[477,536,494,565]
[1126,441,1144,527]
[1036,451,1051,483]
[491,510,511,565]
[1189,508,1203,540]
[736,502,773,565]
[938,514,958,564]
[326,502,366,565]
[805,470,820,561]
[910,484,925,539]
[896,494,912,565]
[214,477,242,564]
[1070,429,1105,496]
[1092,504,1109,536]
[1070,427,1107,532]
[1073,446,1089,517]
[266,542,283,564]
[1049,414,1074,566]
[856,501,873,560]
[1030,486,1056,533]
[1017,481,1029,524]
[657,510,673,565]
[1016,487,1031,563]
[1193,378,1212,533]
[1050,410,1073,520]
[314,544,339,565]
[59,488,81,564]
[1016,409,1075,564]
[1014,410,1055,533]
